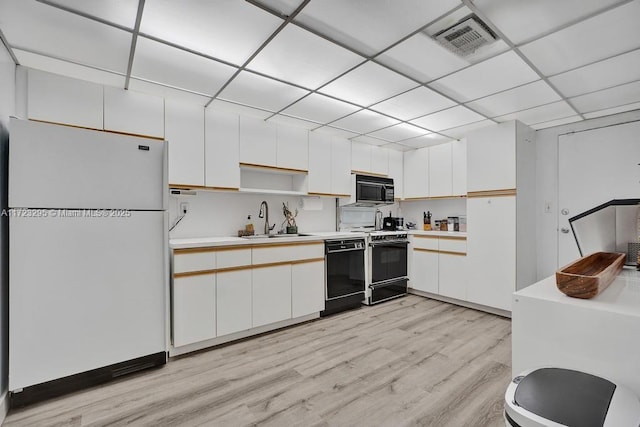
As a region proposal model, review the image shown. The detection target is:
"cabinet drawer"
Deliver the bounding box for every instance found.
[216,248,251,269]
[173,251,216,274]
[439,238,466,254]
[252,242,324,265]
[412,236,439,251]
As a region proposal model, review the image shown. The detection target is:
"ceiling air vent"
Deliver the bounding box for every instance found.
[434,14,498,57]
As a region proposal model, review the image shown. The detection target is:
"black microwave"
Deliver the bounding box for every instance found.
[355,174,394,205]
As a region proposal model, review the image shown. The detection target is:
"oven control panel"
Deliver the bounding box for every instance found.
[370,233,408,241]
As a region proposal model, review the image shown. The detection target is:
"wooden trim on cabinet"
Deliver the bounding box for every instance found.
[210,186,240,191]
[308,192,350,198]
[290,257,324,265]
[174,246,249,254]
[438,250,466,256]
[413,248,439,254]
[412,248,466,256]
[240,162,308,174]
[351,170,388,177]
[103,129,165,141]
[402,195,467,201]
[251,241,323,249]
[413,234,439,239]
[169,184,208,190]
[174,257,326,278]
[467,189,516,198]
[174,269,217,278]
[438,236,467,241]
[30,119,165,141]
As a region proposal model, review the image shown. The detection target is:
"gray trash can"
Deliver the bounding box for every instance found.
[505,368,640,426]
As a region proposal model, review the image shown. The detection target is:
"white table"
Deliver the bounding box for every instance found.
[512,268,640,396]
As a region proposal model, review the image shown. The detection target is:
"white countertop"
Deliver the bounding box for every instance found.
[514,267,640,317]
[409,230,467,238]
[170,234,327,249]
[302,231,368,239]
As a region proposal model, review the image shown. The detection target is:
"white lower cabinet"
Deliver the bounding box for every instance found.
[172,274,216,347]
[411,250,439,293]
[292,260,324,317]
[252,264,292,328]
[216,269,252,336]
[439,253,466,300]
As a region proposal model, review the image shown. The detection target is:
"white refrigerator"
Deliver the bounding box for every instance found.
[8,119,168,396]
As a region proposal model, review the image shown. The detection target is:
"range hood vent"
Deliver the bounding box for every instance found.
[434,14,498,57]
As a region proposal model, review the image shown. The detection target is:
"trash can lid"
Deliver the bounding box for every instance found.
[514,368,616,427]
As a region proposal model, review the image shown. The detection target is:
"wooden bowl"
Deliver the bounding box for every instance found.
[555,252,626,299]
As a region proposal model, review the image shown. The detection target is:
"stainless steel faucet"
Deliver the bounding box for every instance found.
[258,201,274,235]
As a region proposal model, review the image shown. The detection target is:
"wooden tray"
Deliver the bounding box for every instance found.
[556,252,626,299]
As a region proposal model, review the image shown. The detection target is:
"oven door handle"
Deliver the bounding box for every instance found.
[370,277,409,288]
[369,241,409,247]
[326,247,365,254]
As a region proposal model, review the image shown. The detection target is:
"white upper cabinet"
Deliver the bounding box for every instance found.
[467,122,517,192]
[205,109,240,189]
[428,143,452,197]
[276,125,308,171]
[165,99,204,187]
[387,149,403,200]
[451,138,467,196]
[351,141,371,173]
[239,115,277,167]
[27,69,103,130]
[307,132,332,195]
[331,137,352,196]
[371,145,389,176]
[104,87,164,138]
[403,147,429,198]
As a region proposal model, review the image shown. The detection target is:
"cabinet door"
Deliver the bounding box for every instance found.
[403,148,429,198]
[27,69,103,130]
[331,137,352,196]
[439,254,466,300]
[351,141,371,173]
[216,269,252,336]
[252,265,292,327]
[307,132,332,195]
[277,125,308,171]
[292,260,325,317]
[451,139,467,196]
[239,116,277,167]
[466,196,516,311]
[411,250,439,293]
[205,109,240,189]
[166,99,205,186]
[429,143,452,197]
[387,149,403,200]
[172,274,216,347]
[370,146,389,176]
[104,87,164,138]
[467,122,516,192]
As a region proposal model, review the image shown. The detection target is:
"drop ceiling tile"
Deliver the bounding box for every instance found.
[473,0,625,45]
[0,0,131,72]
[251,0,306,16]
[570,81,640,114]
[429,51,540,102]
[530,116,583,130]
[371,86,456,121]
[14,49,125,87]
[375,33,468,83]
[583,102,640,119]
[383,142,414,152]
[332,109,400,134]
[219,71,309,112]
[208,99,274,120]
[313,126,359,139]
[247,25,364,89]
[440,119,495,139]
[267,114,320,129]
[368,123,429,142]
[410,106,485,132]
[549,49,640,98]
[140,0,282,66]
[493,101,576,125]
[294,0,461,56]
[129,78,211,106]
[466,80,561,117]
[132,37,237,96]
[351,135,388,146]
[45,0,139,28]
[399,133,452,149]
[319,62,417,107]
[520,1,640,76]
[282,93,360,124]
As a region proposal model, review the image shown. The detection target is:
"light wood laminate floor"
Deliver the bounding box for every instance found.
[5,296,512,427]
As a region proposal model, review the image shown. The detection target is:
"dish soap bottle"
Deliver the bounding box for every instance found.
[245,215,254,235]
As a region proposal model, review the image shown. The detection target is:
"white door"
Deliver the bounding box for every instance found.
[216,269,252,336]
[558,121,640,267]
[9,211,167,390]
[411,250,439,294]
[173,274,216,347]
[252,265,292,327]
[291,261,324,317]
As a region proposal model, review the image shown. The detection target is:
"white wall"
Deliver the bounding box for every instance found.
[0,41,15,416]
[399,199,467,230]
[536,110,640,279]
[169,192,337,239]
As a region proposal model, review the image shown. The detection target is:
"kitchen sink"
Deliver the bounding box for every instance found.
[241,234,302,239]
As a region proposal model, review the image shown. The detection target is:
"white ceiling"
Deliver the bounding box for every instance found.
[1,0,639,150]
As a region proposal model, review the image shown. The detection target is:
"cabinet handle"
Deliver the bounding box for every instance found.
[560,228,570,234]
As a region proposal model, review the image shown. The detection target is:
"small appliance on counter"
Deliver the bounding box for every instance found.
[383,214,404,231]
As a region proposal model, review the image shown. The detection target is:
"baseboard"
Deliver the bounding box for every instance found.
[0,391,9,425]
[408,288,512,318]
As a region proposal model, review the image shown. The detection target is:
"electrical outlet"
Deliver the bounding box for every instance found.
[180,202,189,214]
